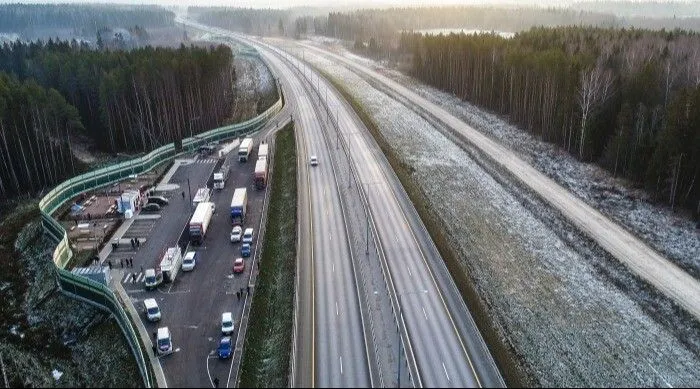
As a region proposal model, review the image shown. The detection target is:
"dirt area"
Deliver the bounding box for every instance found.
[0,202,141,387]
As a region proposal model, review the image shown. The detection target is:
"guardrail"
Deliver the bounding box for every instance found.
[40,93,283,387]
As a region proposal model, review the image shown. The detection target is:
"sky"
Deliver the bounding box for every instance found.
[0,0,613,9]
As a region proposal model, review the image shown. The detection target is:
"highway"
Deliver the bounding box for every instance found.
[178,16,501,387]
[270,42,503,388]
[299,43,700,322]
[208,24,375,387]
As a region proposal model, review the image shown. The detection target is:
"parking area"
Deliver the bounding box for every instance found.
[106,137,270,387]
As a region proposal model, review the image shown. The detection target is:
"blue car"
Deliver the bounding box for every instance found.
[218,336,232,359]
[241,243,251,258]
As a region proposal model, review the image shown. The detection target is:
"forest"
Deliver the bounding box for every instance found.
[190,7,291,37]
[0,4,174,39]
[397,27,699,212]
[0,41,237,199]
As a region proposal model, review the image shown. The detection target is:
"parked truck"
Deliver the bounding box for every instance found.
[192,187,211,208]
[144,246,183,289]
[213,162,230,190]
[254,158,268,189]
[230,187,248,223]
[238,137,253,162]
[257,142,269,161]
[189,201,215,244]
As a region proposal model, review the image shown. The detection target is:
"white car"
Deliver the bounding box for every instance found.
[230,225,243,243]
[242,228,254,244]
[143,298,161,322]
[221,312,234,335]
[310,155,318,166]
[182,251,196,272]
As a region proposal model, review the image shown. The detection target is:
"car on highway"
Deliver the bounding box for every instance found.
[242,228,254,244]
[141,203,161,213]
[182,251,196,272]
[310,155,318,166]
[221,312,234,335]
[217,336,232,359]
[156,327,173,355]
[147,196,169,206]
[230,225,242,243]
[233,257,245,274]
[143,298,161,322]
[241,243,251,257]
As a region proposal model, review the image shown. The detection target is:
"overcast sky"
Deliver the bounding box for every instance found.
[0,0,608,9]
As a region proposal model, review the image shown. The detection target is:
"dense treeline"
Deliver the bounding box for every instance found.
[0,72,83,198]
[190,7,290,36]
[0,4,174,38]
[400,27,700,212]
[570,1,700,18]
[0,41,237,198]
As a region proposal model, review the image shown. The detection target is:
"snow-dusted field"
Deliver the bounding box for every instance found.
[296,41,700,386]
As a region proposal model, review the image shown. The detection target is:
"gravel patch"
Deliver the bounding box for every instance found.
[298,45,700,387]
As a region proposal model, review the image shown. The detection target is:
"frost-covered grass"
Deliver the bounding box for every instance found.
[298,43,700,387]
[0,201,140,387]
[239,123,296,387]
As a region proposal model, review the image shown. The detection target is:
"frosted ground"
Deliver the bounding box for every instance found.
[298,42,700,386]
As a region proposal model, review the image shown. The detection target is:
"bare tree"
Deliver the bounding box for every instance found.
[577,61,614,158]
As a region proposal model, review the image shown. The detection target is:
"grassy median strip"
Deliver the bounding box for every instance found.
[239,123,297,387]
[321,71,526,386]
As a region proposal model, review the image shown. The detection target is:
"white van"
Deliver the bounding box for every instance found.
[182,251,196,272]
[143,298,161,322]
[156,327,173,355]
[221,312,234,335]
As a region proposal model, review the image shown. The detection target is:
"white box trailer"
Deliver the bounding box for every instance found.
[258,142,269,161]
[238,137,253,162]
[189,201,214,244]
[192,187,211,208]
[230,187,248,222]
[159,246,183,283]
[254,158,268,189]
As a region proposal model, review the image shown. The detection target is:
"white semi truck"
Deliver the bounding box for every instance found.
[144,246,183,289]
[192,187,211,208]
[189,201,215,244]
[230,187,248,223]
[213,162,230,190]
[238,137,253,162]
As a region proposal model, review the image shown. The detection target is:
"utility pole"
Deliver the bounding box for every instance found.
[187,177,192,209]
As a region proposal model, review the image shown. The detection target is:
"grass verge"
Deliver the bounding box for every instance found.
[239,122,297,387]
[321,71,528,387]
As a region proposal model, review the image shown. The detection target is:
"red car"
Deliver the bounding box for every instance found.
[233,257,245,273]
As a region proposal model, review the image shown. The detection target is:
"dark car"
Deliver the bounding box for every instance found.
[218,336,232,359]
[142,203,161,212]
[147,196,169,206]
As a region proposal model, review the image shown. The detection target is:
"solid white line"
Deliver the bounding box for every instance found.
[332,263,335,273]
[340,356,343,375]
[422,306,428,320]
[442,362,450,382]
[336,301,339,316]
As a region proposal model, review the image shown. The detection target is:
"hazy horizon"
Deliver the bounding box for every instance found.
[0,0,659,10]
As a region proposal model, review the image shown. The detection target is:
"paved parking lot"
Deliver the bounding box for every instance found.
[107,139,269,387]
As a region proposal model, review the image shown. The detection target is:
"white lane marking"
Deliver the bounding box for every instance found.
[408,267,412,277]
[340,356,343,375]
[333,263,335,273]
[422,306,428,320]
[336,301,339,316]
[442,362,450,382]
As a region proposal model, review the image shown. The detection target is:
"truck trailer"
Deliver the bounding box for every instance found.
[254,158,268,189]
[213,162,230,190]
[192,187,211,208]
[238,137,253,162]
[189,201,215,244]
[230,188,248,223]
[257,142,269,161]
